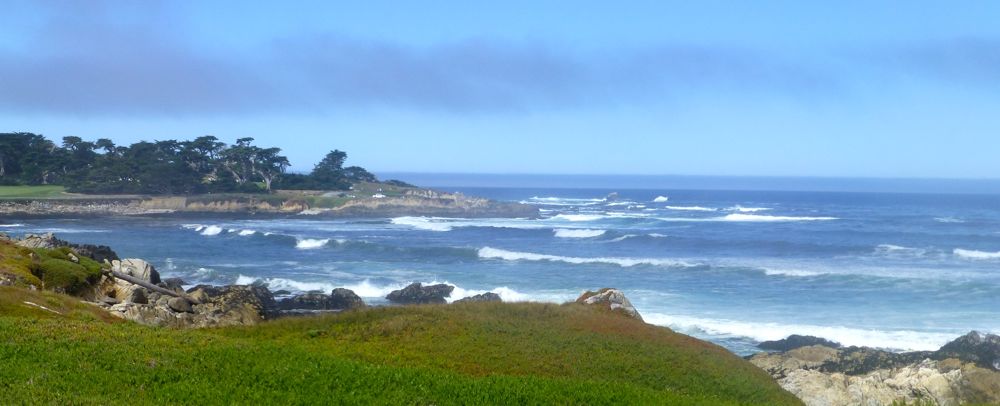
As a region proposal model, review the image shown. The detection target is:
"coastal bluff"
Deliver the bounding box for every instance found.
[0,188,538,218]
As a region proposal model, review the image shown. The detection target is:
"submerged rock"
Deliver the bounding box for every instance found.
[455,292,502,303]
[386,283,454,304]
[759,335,842,352]
[575,288,642,321]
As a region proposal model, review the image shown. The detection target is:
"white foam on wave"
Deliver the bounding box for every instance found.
[295,238,330,250]
[656,214,837,222]
[553,228,606,238]
[391,216,453,232]
[728,206,772,213]
[238,229,257,236]
[478,246,696,268]
[0,223,25,227]
[935,217,966,224]
[522,196,605,206]
[664,205,717,212]
[235,275,336,292]
[954,248,1000,260]
[720,213,837,222]
[875,244,927,257]
[550,214,606,222]
[762,268,826,277]
[653,196,669,203]
[200,225,223,236]
[643,312,960,352]
[648,233,668,238]
[608,234,639,242]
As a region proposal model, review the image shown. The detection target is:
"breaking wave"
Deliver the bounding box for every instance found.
[295,238,330,250]
[553,229,606,238]
[391,216,453,232]
[664,206,716,212]
[727,206,772,213]
[200,225,224,236]
[653,196,669,203]
[477,246,696,268]
[643,312,960,352]
[550,214,606,222]
[954,248,1000,260]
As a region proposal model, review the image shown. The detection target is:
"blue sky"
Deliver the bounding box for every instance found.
[1,1,999,177]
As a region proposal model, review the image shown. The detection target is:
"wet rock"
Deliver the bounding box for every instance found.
[158,278,187,294]
[455,292,502,303]
[386,283,454,304]
[329,288,366,309]
[759,335,842,352]
[575,288,643,321]
[277,288,366,311]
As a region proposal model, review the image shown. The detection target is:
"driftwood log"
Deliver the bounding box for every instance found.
[110,271,201,304]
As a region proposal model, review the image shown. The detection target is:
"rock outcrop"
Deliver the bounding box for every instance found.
[455,292,502,303]
[575,288,643,321]
[759,335,842,352]
[14,233,120,263]
[105,283,278,328]
[750,332,1000,405]
[277,288,366,311]
[386,283,454,304]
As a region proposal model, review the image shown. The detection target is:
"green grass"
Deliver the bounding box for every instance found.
[0,286,800,405]
[0,185,68,199]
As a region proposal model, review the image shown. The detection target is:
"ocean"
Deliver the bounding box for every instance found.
[4,178,1000,355]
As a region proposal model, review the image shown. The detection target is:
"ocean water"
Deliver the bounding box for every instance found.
[4,186,1000,355]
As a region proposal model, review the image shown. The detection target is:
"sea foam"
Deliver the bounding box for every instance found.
[653,196,669,203]
[664,206,716,212]
[642,312,961,352]
[954,248,1000,260]
[477,247,695,268]
[201,225,223,236]
[295,238,330,250]
[553,229,606,238]
[391,216,453,232]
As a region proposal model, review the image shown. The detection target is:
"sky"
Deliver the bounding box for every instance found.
[1,1,999,178]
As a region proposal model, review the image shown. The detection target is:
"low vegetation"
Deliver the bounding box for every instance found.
[0,286,799,404]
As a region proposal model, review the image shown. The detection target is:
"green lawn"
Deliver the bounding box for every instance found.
[0,286,800,405]
[0,185,68,199]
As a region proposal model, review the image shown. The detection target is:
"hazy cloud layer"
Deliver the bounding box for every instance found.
[0,4,996,116]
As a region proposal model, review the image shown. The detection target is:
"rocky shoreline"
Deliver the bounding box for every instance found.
[0,189,538,218]
[749,334,1000,405]
[3,232,997,405]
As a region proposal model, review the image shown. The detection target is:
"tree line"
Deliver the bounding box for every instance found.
[0,132,382,194]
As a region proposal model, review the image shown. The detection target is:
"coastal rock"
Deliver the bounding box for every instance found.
[455,292,502,303]
[575,288,643,321]
[277,288,366,311]
[186,284,278,326]
[935,331,1000,371]
[158,278,187,294]
[13,233,119,262]
[759,335,843,352]
[15,233,66,249]
[112,259,161,284]
[124,288,148,304]
[749,332,1000,406]
[167,297,193,313]
[386,283,454,304]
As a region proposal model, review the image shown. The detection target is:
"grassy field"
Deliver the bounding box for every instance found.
[0,185,69,199]
[0,286,800,405]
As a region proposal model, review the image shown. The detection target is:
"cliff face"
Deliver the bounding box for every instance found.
[0,191,538,218]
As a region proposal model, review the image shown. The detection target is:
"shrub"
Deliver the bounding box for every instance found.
[32,258,101,295]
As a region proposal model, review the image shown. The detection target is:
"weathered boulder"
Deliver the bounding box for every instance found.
[277,288,366,311]
[68,243,119,263]
[575,288,643,321]
[112,258,161,284]
[455,292,502,303]
[15,233,65,249]
[124,288,148,304]
[186,284,278,325]
[386,283,454,304]
[759,335,842,352]
[167,297,193,313]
